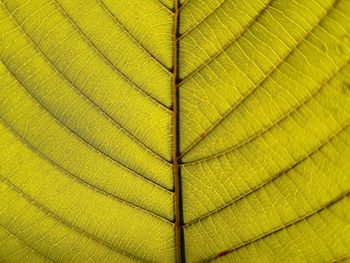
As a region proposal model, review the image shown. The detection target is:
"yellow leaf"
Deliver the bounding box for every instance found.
[1,0,350,262]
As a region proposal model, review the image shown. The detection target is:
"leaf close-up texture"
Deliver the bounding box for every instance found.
[1,0,350,262]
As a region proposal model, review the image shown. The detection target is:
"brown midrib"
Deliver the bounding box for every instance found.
[172,0,185,262]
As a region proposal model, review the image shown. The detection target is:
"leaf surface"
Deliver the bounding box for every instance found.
[1,0,350,262]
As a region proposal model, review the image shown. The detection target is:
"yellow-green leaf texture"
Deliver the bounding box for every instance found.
[1,0,350,262]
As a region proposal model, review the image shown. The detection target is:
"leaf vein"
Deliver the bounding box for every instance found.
[0,225,54,263]
[1,2,171,165]
[184,118,350,226]
[53,0,171,111]
[182,58,350,165]
[179,0,339,160]
[0,118,174,223]
[0,177,149,263]
[155,0,175,14]
[178,0,274,83]
[96,0,172,72]
[2,63,172,193]
[178,0,228,39]
[201,191,350,262]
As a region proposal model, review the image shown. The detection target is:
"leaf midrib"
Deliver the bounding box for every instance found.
[172,1,185,262]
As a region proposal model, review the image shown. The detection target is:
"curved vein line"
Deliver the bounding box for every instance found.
[52,0,171,111]
[0,225,54,263]
[179,0,338,160]
[0,118,173,223]
[155,0,175,14]
[181,58,350,165]
[329,256,350,263]
[178,0,228,40]
[184,119,350,227]
[179,0,190,11]
[202,191,350,263]
[96,0,172,72]
[178,0,274,84]
[0,177,148,263]
[1,3,171,165]
[3,64,172,193]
